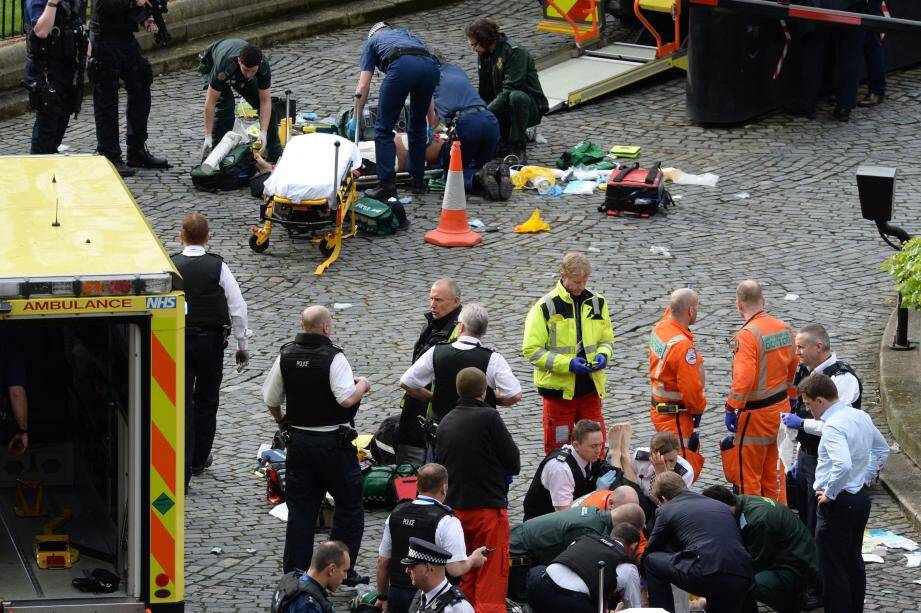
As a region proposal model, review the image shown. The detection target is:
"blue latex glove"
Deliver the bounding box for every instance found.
[781,412,804,430]
[687,432,700,453]
[426,126,435,143]
[692,413,702,428]
[790,398,798,411]
[592,354,607,371]
[569,357,594,375]
[347,117,357,139]
[790,459,799,480]
[724,410,738,433]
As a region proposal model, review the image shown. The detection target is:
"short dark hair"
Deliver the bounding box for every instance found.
[650,471,686,501]
[310,540,348,571]
[798,372,839,402]
[181,212,209,245]
[465,18,501,47]
[416,463,448,494]
[798,323,831,351]
[611,523,641,549]
[701,485,737,507]
[572,419,602,443]
[238,44,263,68]
[650,431,679,455]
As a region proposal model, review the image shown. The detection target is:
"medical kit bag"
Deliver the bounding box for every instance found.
[599,161,671,217]
[191,142,257,192]
[354,197,399,236]
[362,463,417,508]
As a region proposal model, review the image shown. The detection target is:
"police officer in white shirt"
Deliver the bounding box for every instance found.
[263,305,371,584]
[400,303,522,423]
[630,431,695,525]
[402,538,475,612]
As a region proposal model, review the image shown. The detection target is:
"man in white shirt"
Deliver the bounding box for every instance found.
[400,302,522,423]
[403,538,475,612]
[375,463,487,613]
[263,305,371,583]
[171,212,252,485]
[630,431,695,525]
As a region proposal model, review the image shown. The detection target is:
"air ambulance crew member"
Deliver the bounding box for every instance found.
[523,251,614,455]
[264,306,371,585]
[724,280,798,502]
[648,288,706,478]
[436,367,520,613]
[355,22,440,201]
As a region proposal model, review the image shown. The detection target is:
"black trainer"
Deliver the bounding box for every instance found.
[127,146,171,169]
[477,162,500,200]
[410,176,428,195]
[365,180,397,201]
[110,158,136,178]
[496,162,513,201]
[832,106,851,122]
[508,142,528,165]
[342,569,370,587]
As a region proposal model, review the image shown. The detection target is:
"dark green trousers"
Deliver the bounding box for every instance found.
[213,81,283,162]
[489,90,541,146]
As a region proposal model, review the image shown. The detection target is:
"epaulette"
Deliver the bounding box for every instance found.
[674,463,688,477]
[635,449,650,462]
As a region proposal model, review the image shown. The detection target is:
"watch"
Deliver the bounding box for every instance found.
[48,2,60,6]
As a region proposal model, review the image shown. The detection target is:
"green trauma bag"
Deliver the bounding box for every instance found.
[354,197,399,236]
[362,463,416,508]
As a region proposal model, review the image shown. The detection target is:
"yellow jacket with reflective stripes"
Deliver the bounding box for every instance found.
[522,280,615,400]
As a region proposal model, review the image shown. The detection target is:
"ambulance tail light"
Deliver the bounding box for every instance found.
[137,273,172,295]
[78,275,136,296]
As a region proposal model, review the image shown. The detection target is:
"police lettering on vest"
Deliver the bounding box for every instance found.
[553,534,631,603]
[431,341,496,420]
[279,333,357,428]
[387,500,454,588]
[522,447,598,521]
[171,252,230,329]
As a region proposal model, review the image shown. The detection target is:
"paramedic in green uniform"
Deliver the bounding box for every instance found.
[198,38,282,163]
[465,18,548,165]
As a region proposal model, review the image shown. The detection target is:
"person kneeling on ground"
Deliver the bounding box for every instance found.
[271,540,350,613]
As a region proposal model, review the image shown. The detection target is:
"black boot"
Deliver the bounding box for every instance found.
[509,142,528,165]
[496,162,513,201]
[477,162,500,200]
[109,157,136,178]
[389,201,410,230]
[342,569,370,587]
[365,180,397,202]
[410,175,428,195]
[127,145,171,169]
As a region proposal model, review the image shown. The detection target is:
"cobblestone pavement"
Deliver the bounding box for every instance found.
[4,1,921,610]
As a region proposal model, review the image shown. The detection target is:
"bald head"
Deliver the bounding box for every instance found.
[301,306,332,334]
[608,485,640,509]
[669,288,699,326]
[610,503,645,532]
[736,280,764,313]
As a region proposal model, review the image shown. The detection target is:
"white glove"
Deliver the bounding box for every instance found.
[201,135,213,160]
[256,130,268,150]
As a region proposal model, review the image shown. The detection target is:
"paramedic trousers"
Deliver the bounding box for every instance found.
[375,54,439,183]
[645,552,750,613]
[488,90,540,146]
[542,393,606,455]
[212,79,283,162]
[815,489,871,613]
[91,35,152,162]
[649,407,704,480]
[741,565,808,613]
[454,507,510,613]
[733,403,786,503]
[284,429,364,574]
[26,63,75,154]
[453,109,500,190]
[184,329,225,484]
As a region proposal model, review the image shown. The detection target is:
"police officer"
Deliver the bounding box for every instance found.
[465,18,548,164]
[629,431,695,524]
[522,420,614,521]
[402,538,474,613]
[198,39,282,163]
[271,540,350,613]
[355,22,440,201]
[171,213,251,486]
[376,463,487,613]
[24,0,86,155]
[426,56,503,199]
[263,305,370,583]
[89,0,169,177]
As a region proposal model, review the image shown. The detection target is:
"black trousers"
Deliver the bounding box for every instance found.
[795,450,819,534]
[184,330,225,483]
[26,62,76,154]
[525,566,594,613]
[644,552,751,613]
[815,488,871,612]
[283,429,364,573]
[91,35,152,161]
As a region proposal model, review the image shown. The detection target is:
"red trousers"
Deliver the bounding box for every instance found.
[541,393,606,455]
[454,507,510,613]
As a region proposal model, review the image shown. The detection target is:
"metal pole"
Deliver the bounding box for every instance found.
[285,89,292,142]
[597,560,606,613]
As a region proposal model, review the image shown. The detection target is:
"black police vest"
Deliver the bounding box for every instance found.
[522,448,595,521]
[794,360,862,454]
[171,252,231,330]
[387,499,454,588]
[271,571,334,613]
[408,583,469,613]
[279,333,357,428]
[554,534,631,603]
[90,1,141,37]
[431,341,496,420]
[26,0,81,66]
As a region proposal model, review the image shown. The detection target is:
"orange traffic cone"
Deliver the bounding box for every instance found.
[424,141,482,247]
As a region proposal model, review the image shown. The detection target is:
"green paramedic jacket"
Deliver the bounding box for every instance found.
[735,494,818,577]
[522,280,614,400]
[476,34,549,115]
[510,506,613,564]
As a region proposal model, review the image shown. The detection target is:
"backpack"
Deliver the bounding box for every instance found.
[599,161,673,218]
[191,142,257,192]
[337,102,411,141]
[354,197,399,236]
[370,414,400,464]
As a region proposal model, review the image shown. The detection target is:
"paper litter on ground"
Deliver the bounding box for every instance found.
[333,303,353,310]
[868,529,919,551]
[863,553,885,563]
[734,192,751,199]
[784,293,799,301]
[270,503,289,522]
[662,168,719,187]
[650,246,671,257]
[905,553,921,568]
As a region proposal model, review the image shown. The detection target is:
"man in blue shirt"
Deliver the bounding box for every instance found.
[427,59,505,200]
[355,22,439,201]
[24,0,85,154]
[798,373,889,613]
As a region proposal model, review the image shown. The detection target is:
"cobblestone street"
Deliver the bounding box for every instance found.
[3,0,921,610]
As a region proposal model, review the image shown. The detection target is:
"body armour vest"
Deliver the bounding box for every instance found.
[27,0,82,66]
[408,583,469,613]
[431,341,496,420]
[171,252,230,329]
[387,499,454,588]
[279,333,357,428]
[554,534,631,603]
[794,360,862,454]
[522,447,596,521]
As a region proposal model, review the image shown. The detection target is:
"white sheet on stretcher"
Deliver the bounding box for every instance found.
[263,133,361,204]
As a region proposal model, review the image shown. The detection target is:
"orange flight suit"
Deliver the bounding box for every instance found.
[725,311,798,502]
[648,312,706,479]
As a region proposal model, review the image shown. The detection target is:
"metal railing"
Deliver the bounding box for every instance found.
[1,0,91,39]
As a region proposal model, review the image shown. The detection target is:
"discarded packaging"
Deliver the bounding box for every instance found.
[650,246,671,258]
[511,166,558,191]
[784,293,799,301]
[515,209,550,234]
[862,554,885,563]
[662,168,720,187]
[270,503,289,522]
[905,553,921,568]
[211,547,223,555]
[333,303,353,310]
[734,192,751,199]
[563,180,597,195]
[469,219,486,229]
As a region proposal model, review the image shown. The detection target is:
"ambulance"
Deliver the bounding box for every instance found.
[0,156,184,611]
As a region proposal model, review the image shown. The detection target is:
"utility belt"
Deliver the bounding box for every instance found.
[449,105,486,123]
[651,396,686,414]
[509,554,532,568]
[382,47,436,71]
[291,425,358,449]
[540,572,591,602]
[185,325,230,338]
[742,390,788,411]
